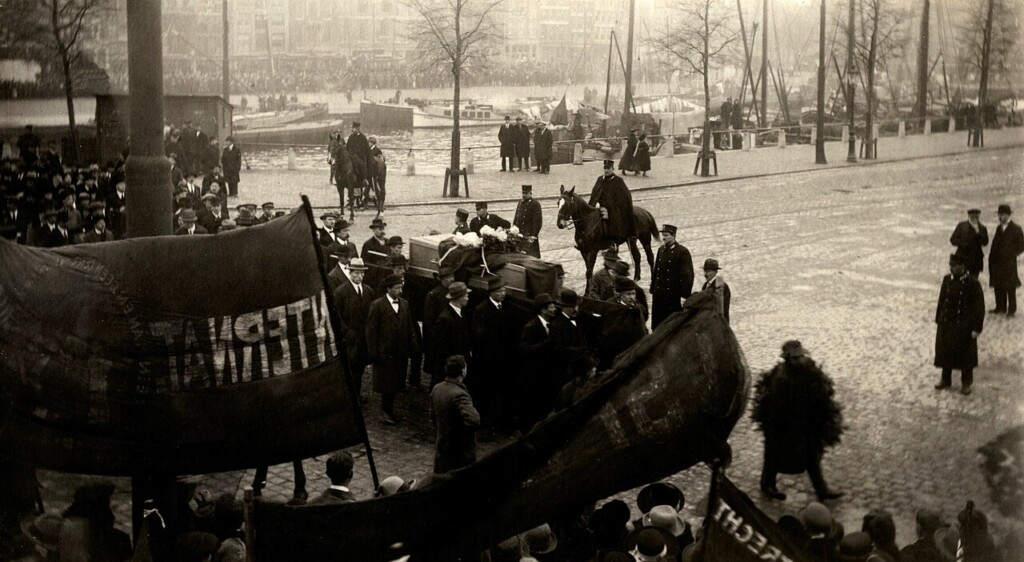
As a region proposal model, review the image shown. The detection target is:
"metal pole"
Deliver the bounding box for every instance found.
[604,31,614,115]
[816,0,827,164]
[846,0,857,162]
[223,0,230,103]
[623,0,636,131]
[125,0,174,541]
[915,0,930,120]
[126,0,171,238]
[761,0,768,126]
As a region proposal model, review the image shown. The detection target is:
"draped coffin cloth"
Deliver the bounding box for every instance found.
[252,292,750,561]
[0,210,364,475]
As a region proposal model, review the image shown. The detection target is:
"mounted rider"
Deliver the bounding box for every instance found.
[588,159,637,246]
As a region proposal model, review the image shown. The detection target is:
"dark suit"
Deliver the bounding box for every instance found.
[950,220,989,277]
[499,123,515,170]
[429,305,471,387]
[469,213,511,235]
[470,299,513,423]
[650,242,694,329]
[308,487,357,505]
[1,209,31,243]
[361,236,389,264]
[327,265,351,293]
[533,127,553,172]
[587,267,615,300]
[81,229,117,243]
[366,295,419,395]
[513,197,543,257]
[196,207,224,234]
[599,298,648,369]
[334,280,375,395]
[935,273,985,386]
[38,224,70,247]
[222,144,242,196]
[422,283,449,374]
[550,312,591,384]
[430,378,480,474]
[989,220,1024,314]
[517,316,556,429]
[513,123,530,170]
[174,224,210,236]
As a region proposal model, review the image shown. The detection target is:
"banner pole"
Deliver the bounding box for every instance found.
[300,195,381,490]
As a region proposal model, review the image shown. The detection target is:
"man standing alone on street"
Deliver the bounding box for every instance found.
[934,254,985,395]
[499,116,516,172]
[650,225,694,330]
[431,355,480,474]
[989,204,1024,317]
[513,185,542,257]
[950,208,989,278]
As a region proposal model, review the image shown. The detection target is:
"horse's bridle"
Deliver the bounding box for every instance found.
[560,196,603,239]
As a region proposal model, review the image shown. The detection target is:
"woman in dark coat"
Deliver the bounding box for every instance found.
[753,340,844,502]
[631,133,651,176]
[618,129,638,173]
[934,253,985,393]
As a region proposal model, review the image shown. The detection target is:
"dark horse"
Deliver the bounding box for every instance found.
[330,140,359,220]
[556,185,657,293]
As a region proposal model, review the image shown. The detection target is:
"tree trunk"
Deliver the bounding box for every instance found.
[975,0,994,148]
[701,2,711,177]
[915,0,930,121]
[62,54,79,165]
[815,0,827,164]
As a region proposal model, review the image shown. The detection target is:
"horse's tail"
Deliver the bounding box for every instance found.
[635,206,658,241]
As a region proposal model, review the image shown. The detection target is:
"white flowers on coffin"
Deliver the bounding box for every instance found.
[509,225,520,235]
[479,225,495,236]
[452,231,482,248]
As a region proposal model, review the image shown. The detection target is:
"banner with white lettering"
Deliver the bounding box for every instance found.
[0,209,364,475]
[700,475,814,562]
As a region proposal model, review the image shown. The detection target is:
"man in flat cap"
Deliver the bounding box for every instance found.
[234,204,258,227]
[513,185,543,257]
[453,208,471,235]
[470,201,511,235]
[366,273,419,425]
[256,201,275,223]
[589,159,637,245]
[650,224,694,329]
[318,212,339,246]
[989,204,1024,317]
[934,253,985,394]
[950,208,989,278]
[428,281,473,388]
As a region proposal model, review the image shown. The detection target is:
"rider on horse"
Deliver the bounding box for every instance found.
[588,159,637,246]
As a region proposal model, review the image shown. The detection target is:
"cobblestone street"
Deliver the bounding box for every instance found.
[37,139,1024,548]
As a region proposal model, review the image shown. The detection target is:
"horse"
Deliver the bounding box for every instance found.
[330,141,359,220]
[556,185,657,294]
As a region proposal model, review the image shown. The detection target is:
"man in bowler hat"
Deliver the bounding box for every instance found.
[934,253,985,394]
[700,258,730,324]
[989,203,1024,316]
[366,273,419,425]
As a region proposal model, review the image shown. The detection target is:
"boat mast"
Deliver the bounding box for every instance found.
[736,0,761,127]
[623,0,636,129]
[916,0,930,119]
[222,0,229,102]
[761,0,768,125]
[605,30,614,114]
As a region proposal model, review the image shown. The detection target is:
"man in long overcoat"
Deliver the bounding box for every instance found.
[334,258,375,400]
[470,276,513,426]
[753,340,844,502]
[431,355,480,474]
[499,116,516,172]
[934,253,985,394]
[366,274,420,425]
[599,277,649,369]
[346,122,372,192]
[513,184,543,257]
[989,204,1024,316]
[221,136,242,197]
[533,122,553,173]
[950,208,989,278]
[422,265,456,382]
[517,293,559,430]
[513,117,530,171]
[618,129,638,173]
[650,224,694,330]
[589,160,637,245]
[429,282,472,388]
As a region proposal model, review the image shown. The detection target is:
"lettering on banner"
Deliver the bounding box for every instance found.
[711,499,795,562]
[145,290,337,391]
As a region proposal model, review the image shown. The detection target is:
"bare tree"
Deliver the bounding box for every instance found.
[852,0,907,159]
[648,0,737,177]
[403,0,505,196]
[956,0,1018,145]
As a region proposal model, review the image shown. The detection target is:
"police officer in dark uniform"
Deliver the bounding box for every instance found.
[650,224,694,329]
[513,185,542,257]
[469,202,511,234]
[589,160,637,246]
